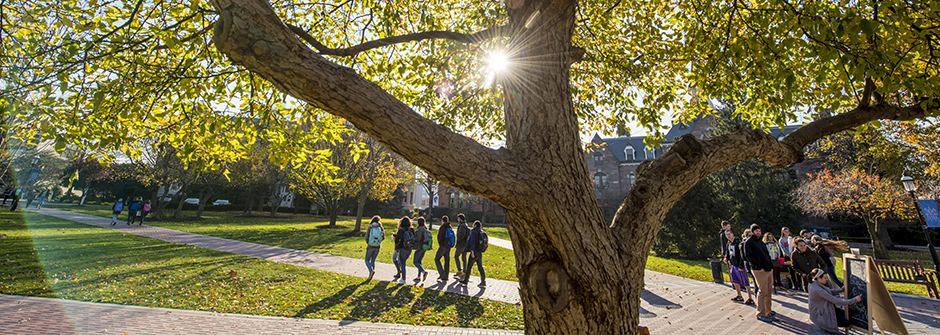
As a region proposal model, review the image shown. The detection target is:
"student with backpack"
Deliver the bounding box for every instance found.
[364,215,385,281]
[454,214,470,280]
[412,217,432,282]
[140,200,152,224]
[391,216,415,285]
[126,197,142,225]
[459,220,488,287]
[435,216,455,281]
[110,198,124,225]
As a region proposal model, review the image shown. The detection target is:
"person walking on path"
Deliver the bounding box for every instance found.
[453,214,470,280]
[126,197,142,225]
[459,220,487,287]
[10,188,21,211]
[364,215,385,281]
[413,217,431,283]
[744,224,776,322]
[724,230,755,305]
[435,216,455,282]
[110,198,124,225]
[35,190,48,209]
[808,268,861,334]
[764,232,784,288]
[140,200,152,223]
[790,238,827,292]
[812,236,848,287]
[391,216,415,285]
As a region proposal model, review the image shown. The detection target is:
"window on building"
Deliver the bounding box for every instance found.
[629,172,636,187]
[625,147,635,161]
[594,173,608,189]
[593,154,604,166]
[646,148,656,160]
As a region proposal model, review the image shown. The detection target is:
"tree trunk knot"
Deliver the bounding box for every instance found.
[531,261,571,312]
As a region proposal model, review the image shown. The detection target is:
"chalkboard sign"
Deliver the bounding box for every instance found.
[844,255,872,334]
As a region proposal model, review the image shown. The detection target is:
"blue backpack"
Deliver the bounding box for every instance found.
[444,228,456,248]
[367,226,383,247]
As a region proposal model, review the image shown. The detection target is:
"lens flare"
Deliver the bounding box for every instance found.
[487,52,509,73]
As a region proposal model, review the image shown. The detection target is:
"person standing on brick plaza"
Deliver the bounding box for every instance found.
[719,220,734,295]
[779,227,797,289]
[764,232,784,288]
[412,217,431,283]
[725,230,755,305]
[364,215,384,281]
[435,216,455,282]
[453,214,470,280]
[391,216,415,285]
[460,220,487,287]
[744,224,776,322]
[110,198,124,225]
[790,238,827,292]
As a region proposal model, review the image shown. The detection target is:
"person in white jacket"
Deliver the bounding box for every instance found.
[808,268,862,334]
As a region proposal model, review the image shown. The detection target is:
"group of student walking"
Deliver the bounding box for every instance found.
[110,197,152,225]
[364,214,489,287]
[720,221,862,333]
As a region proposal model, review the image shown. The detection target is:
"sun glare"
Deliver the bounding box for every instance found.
[487,52,509,73]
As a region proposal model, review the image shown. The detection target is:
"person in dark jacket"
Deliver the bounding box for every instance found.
[459,220,486,287]
[391,216,414,285]
[724,230,754,305]
[791,238,828,291]
[435,216,453,281]
[126,197,142,225]
[744,224,776,322]
[454,214,470,279]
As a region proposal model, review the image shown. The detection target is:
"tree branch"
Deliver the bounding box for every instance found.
[611,100,934,253]
[210,0,521,203]
[287,23,510,57]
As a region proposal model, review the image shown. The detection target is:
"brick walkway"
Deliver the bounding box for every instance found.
[12,208,940,334]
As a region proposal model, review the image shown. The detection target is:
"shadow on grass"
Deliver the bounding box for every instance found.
[294,282,365,317]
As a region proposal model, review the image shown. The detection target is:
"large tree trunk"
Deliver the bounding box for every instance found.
[867,217,891,259]
[876,218,895,249]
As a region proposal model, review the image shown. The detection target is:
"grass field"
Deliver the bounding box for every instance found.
[0,210,523,329]
[44,205,935,297]
[44,206,519,281]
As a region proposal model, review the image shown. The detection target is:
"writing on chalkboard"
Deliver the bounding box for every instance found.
[846,257,870,331]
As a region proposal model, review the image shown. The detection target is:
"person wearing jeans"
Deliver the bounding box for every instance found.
[412,217,430,282]
[745,224,776,322]
[453,214,469,279]
[364,216,384,281]
[392,217,414,285]
[435,216,453,281]
[460,220,486,287]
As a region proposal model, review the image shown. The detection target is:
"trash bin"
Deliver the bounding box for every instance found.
[708,258,724,283]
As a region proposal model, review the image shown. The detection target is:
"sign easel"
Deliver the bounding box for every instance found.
[843,254,909,335]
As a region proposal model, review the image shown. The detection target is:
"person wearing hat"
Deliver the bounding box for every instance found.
[808,268,862,334]
[744,224,776,322]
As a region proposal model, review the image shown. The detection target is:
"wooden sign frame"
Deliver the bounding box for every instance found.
[844,253,873,335]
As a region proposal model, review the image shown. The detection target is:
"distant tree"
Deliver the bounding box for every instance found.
[415,169,439,225]
[792,169,914,259]
[350,131,412,232]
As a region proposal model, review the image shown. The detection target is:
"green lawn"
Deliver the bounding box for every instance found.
[0,210,523,329]
[45,205,936,297]
[45,206,519,281]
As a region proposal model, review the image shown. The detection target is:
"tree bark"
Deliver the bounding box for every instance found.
[867,217,891,259]
[354,181,368,232]
[79,185,89,206]
[875,219,895,249]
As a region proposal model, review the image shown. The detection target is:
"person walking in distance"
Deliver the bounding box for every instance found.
[391,216,415,285]
[453,214,470,280]
[744,224,776,322]
[126,197,142,225]
[725,230,755,305]
[459,220,488,287]
[791,238,828,292]
[435,216,455,282]
[110,198,124,225]
[364,215,385,281]
[412,217,431,283]
[140,200,152,224]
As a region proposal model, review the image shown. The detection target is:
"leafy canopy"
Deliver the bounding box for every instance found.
[1,0,938,161]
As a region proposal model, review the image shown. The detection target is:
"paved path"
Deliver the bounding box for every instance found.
[31,208,524,304]
[13,208,940,334]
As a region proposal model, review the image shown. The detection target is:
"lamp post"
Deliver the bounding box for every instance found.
[901,173,940,273]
